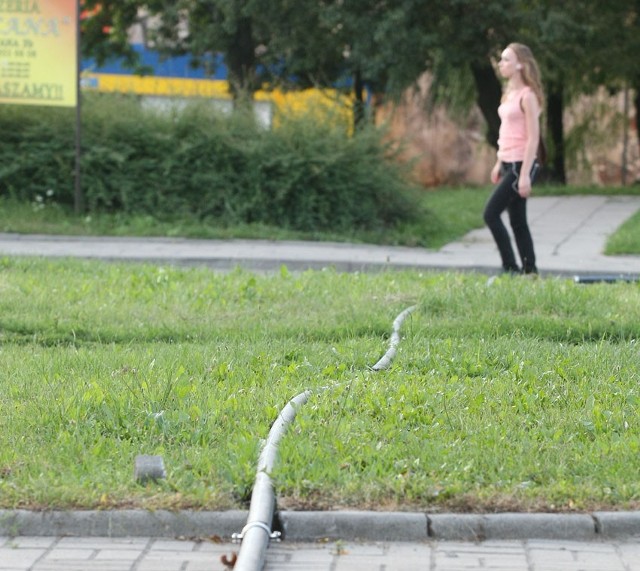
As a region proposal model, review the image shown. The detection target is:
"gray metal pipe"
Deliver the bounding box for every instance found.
[372,305,416,370]
[233,390,312,571]
[233,304,416,570]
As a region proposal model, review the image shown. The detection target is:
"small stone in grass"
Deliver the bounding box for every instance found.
[134,455,166,483]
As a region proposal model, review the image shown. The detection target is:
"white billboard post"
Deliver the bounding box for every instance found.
[0,0,82,211]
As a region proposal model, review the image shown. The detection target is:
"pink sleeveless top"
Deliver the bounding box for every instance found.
[497,86,537,162]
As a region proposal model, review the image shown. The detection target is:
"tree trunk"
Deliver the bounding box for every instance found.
[546,82,566,184]
[470,61,502,148]
[227,16,256,107]
[634,77,640,179]
[353,69,366,130]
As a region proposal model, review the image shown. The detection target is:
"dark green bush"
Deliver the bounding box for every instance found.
[0,93,422,232]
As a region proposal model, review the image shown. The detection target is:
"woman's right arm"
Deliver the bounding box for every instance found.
[490,159,501,184]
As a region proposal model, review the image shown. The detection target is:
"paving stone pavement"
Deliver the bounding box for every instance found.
[3,536,640,571]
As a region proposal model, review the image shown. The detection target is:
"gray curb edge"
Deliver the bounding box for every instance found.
[2,510,640,541]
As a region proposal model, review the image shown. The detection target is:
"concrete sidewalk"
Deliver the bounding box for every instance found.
[1,195,640,276]
[3,535,640,571]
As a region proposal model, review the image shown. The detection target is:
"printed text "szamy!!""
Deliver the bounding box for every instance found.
[0,81,63,100]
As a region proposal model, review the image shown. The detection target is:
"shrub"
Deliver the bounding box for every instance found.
[0,93,423,232]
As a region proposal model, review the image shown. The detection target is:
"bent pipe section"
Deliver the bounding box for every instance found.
[234,390,312,571]
[372,305,417,370]
[233,305,417,571]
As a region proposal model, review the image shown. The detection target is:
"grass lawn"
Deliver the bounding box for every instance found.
[1,257,639,513]
[605,209,640,255]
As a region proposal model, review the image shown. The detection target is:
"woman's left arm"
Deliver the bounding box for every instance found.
[518,91,541,198]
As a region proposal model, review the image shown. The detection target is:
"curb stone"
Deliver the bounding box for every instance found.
[280,512,598,542]
[428,513,596,541]
[0,509,247,538]
[279,511,428,542]
[3,510,640,542]
[594,511,640,538]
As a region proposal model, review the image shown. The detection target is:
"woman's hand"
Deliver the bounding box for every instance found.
[518,173,532,197]
[490,161,501,184]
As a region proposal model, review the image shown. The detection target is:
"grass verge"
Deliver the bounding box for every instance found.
[605,209,640,255]
[0,258,639,512]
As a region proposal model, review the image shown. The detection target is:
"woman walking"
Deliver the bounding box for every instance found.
[484,42,544,276]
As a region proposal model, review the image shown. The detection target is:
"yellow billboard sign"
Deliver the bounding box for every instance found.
[0,0,77,107]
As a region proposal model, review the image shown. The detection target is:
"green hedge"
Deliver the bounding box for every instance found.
[0,94,423,233]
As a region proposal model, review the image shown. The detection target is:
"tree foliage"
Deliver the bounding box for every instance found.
[80,1,640,184]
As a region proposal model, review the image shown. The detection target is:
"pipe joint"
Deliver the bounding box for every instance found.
[233,521,282,543]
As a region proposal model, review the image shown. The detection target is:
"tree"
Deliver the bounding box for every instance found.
[256,0,439,128]
[414,0,637,184]
[81,0,143,70]
[582,0,640,169]
[415,0,522,147]
[520,1,593,183]
[319,0,437,125]
[81,0,274,106]
[82,1,639,183]
[162,1,265,104]
[519,0,640,183]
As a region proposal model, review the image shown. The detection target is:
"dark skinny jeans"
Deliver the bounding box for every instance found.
[483,160,539,274]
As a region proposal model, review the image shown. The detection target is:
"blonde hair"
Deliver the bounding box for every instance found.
[508,42,545,109]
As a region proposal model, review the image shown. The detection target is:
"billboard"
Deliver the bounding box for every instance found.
[0,0,78,107]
